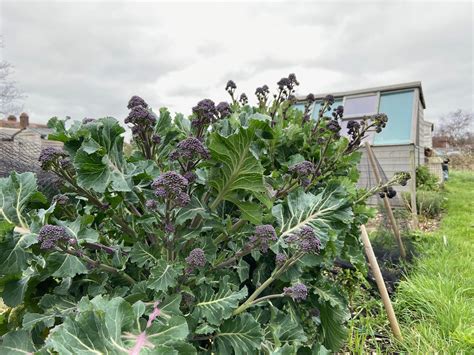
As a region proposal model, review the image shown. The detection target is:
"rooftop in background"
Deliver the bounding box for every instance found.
[297,81,426,109]
[0,113,53,139]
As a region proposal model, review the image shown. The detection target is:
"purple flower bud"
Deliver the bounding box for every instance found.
[251,225,277,253]
[52,194,69,205]
[183,171,197,184]
[286,226,321,254]
[37,225,70,250]
[289,161,315,178]
[275,253,287,266]
[324,95,335,105]
[170,137,210,161]
[216,102,232,118]
[327,120,341,133]
[306,93,315,103]
[185,248,206,269]
[239,93,248,105]
[152,134,161,144]
[69,238,77,246]
[38,147,67,170]
[145,199,158,211]
[284,283,308,302]
[225,80,237,91]
[127,95,148,109]
[82,117,95,124]
[151,172,190,206]
[192,99,218,129]
[126,106,156,127]
[164,222,175,233]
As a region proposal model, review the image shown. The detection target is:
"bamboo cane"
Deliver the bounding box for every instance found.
[360,224,403,341]
[364,142,406,259]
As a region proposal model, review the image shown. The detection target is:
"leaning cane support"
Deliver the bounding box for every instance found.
[360,224,403,341]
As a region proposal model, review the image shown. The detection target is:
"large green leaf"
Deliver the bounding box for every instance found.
[0,232,37,276]
[194,278,247,325]
[266,306,307,349]
[0,172,40,229]
[130,242,160,268]
[73,117,130,193]
[46,296,190,354]
[0,330,36,354]
[47,252,88,278]
[147,260,180,292]
[215,313,264,355]
[273,184,353,244]
[319,301,349,352]
[208,127,265,211]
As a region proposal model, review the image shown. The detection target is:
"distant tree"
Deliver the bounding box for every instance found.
[435,109,473,147]
[0,37,25,117]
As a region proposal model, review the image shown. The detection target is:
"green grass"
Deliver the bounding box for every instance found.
[347,171,474,353]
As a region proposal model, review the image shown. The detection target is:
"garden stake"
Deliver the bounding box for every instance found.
[409,149,419,229]
[365,142,407,259]
[360,224,403,341]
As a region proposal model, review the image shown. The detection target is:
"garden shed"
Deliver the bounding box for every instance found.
[296,82,434,206]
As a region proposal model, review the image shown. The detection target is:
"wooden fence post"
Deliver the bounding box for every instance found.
[364,142,406,259]
[360,225,403,341]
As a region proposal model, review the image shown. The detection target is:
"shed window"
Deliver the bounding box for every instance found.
[311,99,343,119]
[344,94,378,117]
[292,103,306,113]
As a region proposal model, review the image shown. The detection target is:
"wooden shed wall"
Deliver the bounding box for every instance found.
[357,144,417,206]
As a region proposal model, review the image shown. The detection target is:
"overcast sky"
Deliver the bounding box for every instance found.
[1,0,472,128]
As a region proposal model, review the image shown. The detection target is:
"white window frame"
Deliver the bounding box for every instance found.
[342,92,380,119]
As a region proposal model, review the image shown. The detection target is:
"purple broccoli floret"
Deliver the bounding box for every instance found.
[38,147,67,170]
[324,95,335,105]
[191,99,218,129]
[250,225,277,253]
[289,161,315,187]
[216,101,232,118]
[225,80,237,91]
[82,117,95,124]
[151,134,161,144]
[151,171,190,207]
[239,93,248,105]
[286,226,321,254]
[127,95,148,109]
[169,137,210,161]
[126,106,156,127]
[275,253,287,266]
[145,199,158,211]
[52,194,69,206]
[37,225,70,250]
[185,248,206,269]
[284,283,308,302]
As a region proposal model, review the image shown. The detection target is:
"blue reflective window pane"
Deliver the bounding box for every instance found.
[373,90,414,145]
[311,99,343,120]
[293,103,306,113]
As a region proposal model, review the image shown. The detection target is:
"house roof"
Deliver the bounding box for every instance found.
[297,81,426,109]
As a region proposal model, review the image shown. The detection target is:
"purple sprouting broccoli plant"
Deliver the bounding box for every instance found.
[333,105,344,119]
[249,225,277,253]
[145,199,158,211]
[191,99,218,135]
[216,101,232,119]
[170,137,210,162]
[289,161,316,187]
[275,253,287,266]
[225,80,237,103]
[38,147,68,170]
[151,171,190,207]
[286,226,321,254]
[127,95,149,109]
[239,93,248,105]
[255,85,270,108]
[185,248,206,271]
[284,283,308,302]
[52,194,69,206]
[37,224,71,250]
